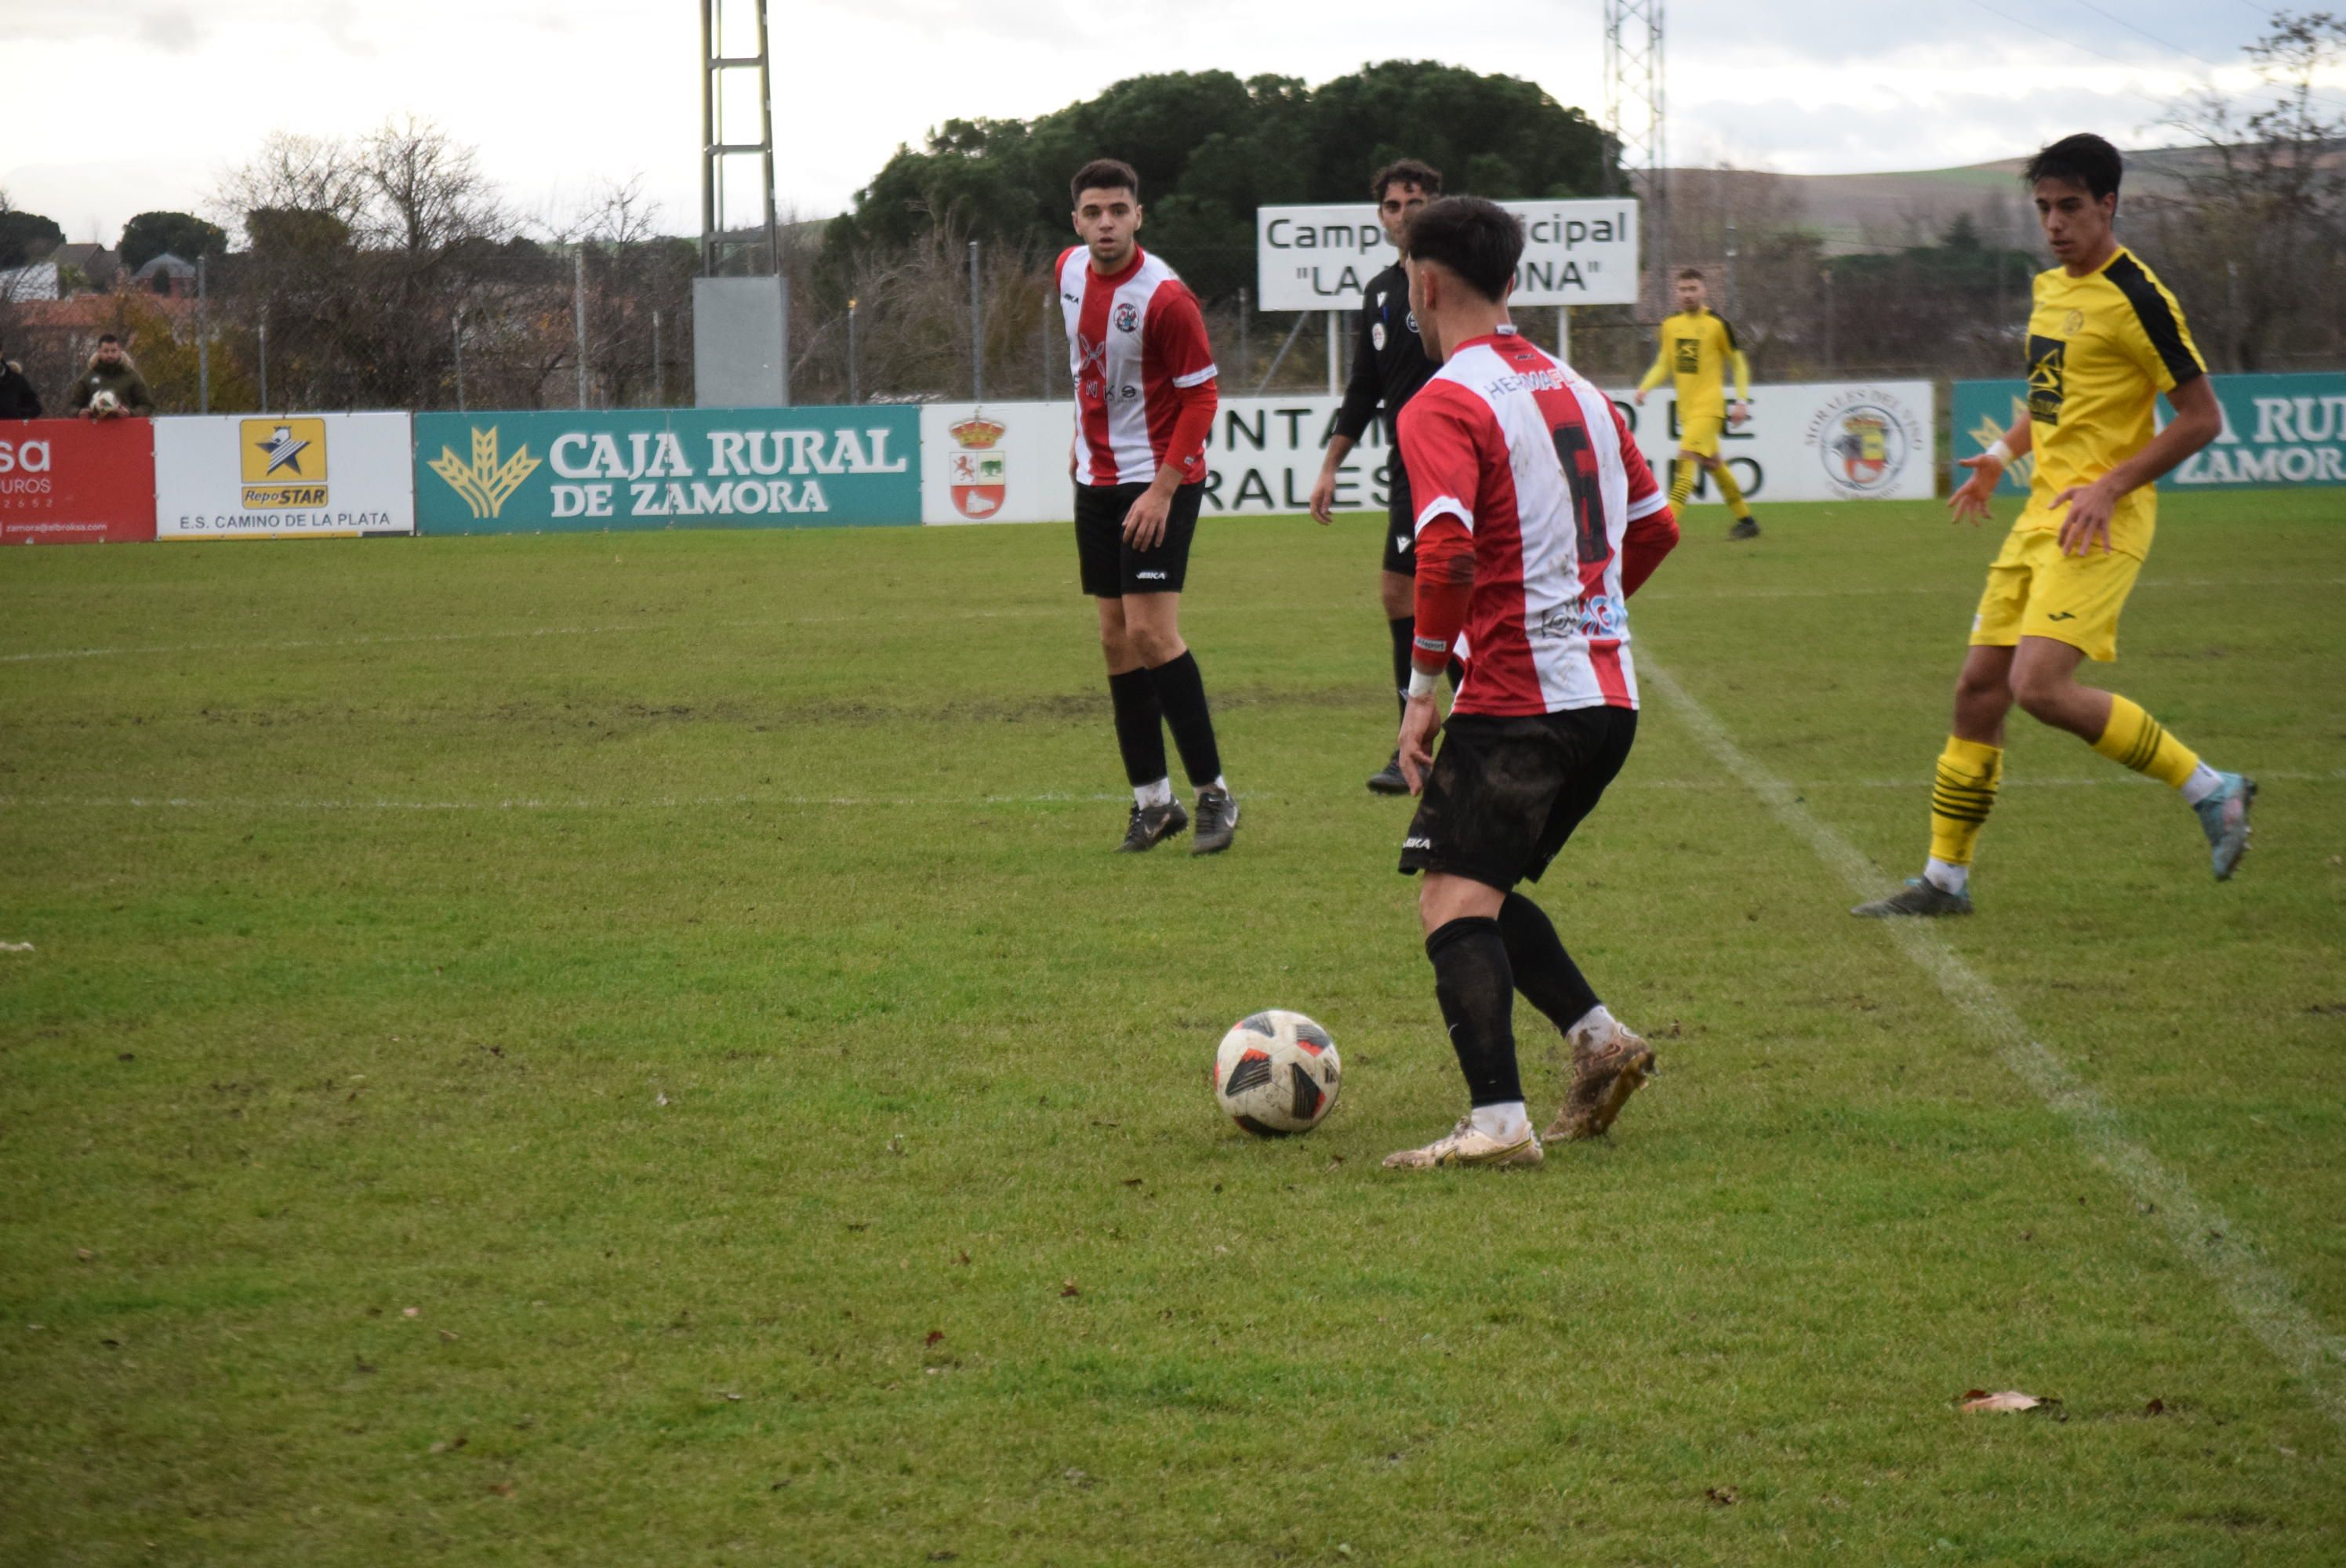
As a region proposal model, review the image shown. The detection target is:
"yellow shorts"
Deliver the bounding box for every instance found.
[1676,412,1725,459]
[1968,528,2142,663]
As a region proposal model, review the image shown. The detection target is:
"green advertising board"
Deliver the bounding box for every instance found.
[1951,372,2346,495]
[412,407,922,533]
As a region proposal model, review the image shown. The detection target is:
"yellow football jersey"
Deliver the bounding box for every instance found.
[1640,310,1749,421]
[2016,245,2205,559]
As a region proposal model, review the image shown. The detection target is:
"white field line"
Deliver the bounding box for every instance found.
[1642,656,2346,1435]
[5,575,2338,666]
[3,771,2341,815]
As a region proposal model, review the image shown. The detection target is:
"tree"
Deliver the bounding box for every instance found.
[0,195,65,269]
[119,211,228,272]
[2155,9,2346,369]
[819,62,1618,311]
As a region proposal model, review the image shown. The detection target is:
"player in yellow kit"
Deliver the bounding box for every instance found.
[1636,268,1758,539]
[1854,133,2253,918]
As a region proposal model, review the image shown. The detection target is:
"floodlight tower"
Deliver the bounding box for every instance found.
[700,0,781,275]
[1604,0,1665,314]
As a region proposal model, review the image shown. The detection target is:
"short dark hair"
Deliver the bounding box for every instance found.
[1070,158,1140,209]
[1676,267,1705,281]
[1404,197,1523,304]
[2025,133,2123,202]
[1371,159,1444,202]
[98,332,120,345]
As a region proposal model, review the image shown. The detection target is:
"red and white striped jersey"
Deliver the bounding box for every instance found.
[1398,327,1668,715]
[1056,245,1218,488]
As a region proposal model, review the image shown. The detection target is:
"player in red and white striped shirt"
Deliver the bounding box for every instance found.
[1059,158,1237,855]
[1382,197,1682,1173]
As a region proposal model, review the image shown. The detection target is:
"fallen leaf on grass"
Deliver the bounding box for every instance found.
[1120,1178,1144,1187]
[74,1248,94,1262]
[429,1435,468,1454]
[1063,1467,1092,1488]
[401,1307,421,1319]
[2145,1397,2166,1416]
[924,1330,946,1347]
[438,1329,459,1343]
[1059,1281,1080,1298]
[487,1482,514,1497]
[656,1092,670,1108]
[1959,1389,2061,1414]
[886,1134,906,1156]
[1705,1486,1738,1507]
[0,942,34,953]
[953,1251,971,1266]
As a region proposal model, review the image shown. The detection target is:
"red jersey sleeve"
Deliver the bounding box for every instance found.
[1146,282,1217,389]
[1398,380,1488,535]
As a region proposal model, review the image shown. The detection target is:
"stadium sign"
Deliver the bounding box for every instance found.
[1255,200,1640,312]
[1952,372,2346,494]
[413,408,922,533]
[917,381,1934,524]
[0,417,156,545]
[154,412,416,539]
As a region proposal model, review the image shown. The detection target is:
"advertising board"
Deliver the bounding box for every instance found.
[412,407,922,532]
[1952,372,2346,494]
[0,417,156,545]
[154,412,416,539]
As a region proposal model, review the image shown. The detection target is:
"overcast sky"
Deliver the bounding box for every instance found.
[2,0,2333,245]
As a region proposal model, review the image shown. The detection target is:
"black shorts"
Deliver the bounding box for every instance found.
[1075,482,1204,597]
[1379,459,1418,577]
[1398,706,1638,890]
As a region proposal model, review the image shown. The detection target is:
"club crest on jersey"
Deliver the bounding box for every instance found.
[1113,302,1140,332]
[1407,310,1419,334]
[1372,322,1388,351]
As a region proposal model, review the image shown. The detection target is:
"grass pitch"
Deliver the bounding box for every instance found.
[3,489,2343,1565]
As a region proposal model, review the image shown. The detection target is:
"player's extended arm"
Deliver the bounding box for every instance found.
[1948,412,2034,527]
[2051,374,2220,556]
[1314,305,1385,524]
[1634,343,1669,404]
[1398,516,1473,793]
[1728,349,1752,422]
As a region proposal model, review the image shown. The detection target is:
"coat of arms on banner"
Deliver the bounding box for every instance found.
[947,416,1008,520]
[1806,390,1916,498]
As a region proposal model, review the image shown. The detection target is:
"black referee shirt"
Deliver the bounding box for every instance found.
[1332,261,1436,447]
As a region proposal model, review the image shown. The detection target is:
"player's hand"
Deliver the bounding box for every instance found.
[1122,486,1172,550]
[1632,389,1647,407]
[1948,456,2002,526]
[2051,478,2120,556]
[1397,691,1440,794]
[1728,401,1750,427]
[1308,470,1338,525]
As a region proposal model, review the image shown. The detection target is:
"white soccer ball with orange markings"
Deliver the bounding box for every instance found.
[1213,1010,1341,1136]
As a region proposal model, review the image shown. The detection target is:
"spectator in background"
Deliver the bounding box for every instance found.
[67,333,154,419]
[0,338,39,419]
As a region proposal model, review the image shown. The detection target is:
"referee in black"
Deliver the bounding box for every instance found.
[1309,158,1444,795]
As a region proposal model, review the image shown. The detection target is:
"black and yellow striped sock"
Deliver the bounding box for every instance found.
[1928,736,2003,869]
[2090,695,2199,789]
[1667,459,1695,510]
[1712,464,1752,521]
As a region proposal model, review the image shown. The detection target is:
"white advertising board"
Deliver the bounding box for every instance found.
[1255,200,1640,312]
[154,412,416,539]
[917,379,1934,526]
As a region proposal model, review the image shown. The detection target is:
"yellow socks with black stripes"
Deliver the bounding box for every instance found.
[1712,463,1753,521]
[2091,695,2199,788]
[1667,459,1695,510]
[1925,736,2003,893]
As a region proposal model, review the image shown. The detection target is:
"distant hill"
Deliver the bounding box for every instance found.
[1658,143,2330,255]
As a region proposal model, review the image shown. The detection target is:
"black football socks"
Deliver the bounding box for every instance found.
[1496,892,1601,1036]
[1146,651,1223,789]
[1425,916,1523,1107]
[1107,667,1168,791]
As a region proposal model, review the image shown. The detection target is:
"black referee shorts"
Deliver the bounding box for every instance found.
[1398,706,1639,890]
[1378,459,1418,577]
[1074,481,1204,597]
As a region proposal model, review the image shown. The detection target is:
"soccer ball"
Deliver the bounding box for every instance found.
[1213,1010,1341,1136]
[90,390,120,417]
